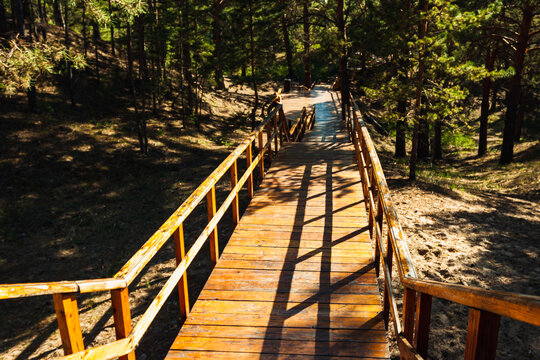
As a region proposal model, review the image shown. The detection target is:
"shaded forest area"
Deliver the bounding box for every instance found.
[0,0,539,359]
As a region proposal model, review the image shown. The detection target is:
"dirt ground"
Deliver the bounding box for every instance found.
[367,119,540,359]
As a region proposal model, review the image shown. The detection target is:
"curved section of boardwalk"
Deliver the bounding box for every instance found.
[166,88,389,359]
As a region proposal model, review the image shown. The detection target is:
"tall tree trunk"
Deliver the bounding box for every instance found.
[13,0,25,36]
[302,0,311,88]
[395,100,407,157]
[433,119,442,160]
[248,0,258,130]
[212,0,225,89]
[280,11,294,79]
[182,0,193,117]
[0,1,7,34]
[418,106,430,159]
[409,0,427,180]
[478,46,496,156]
[52,0,63,27]
[108,0,115,56]
[514,90,525,141]
[93,20,100,85]
[395,0,410,158]
[127,20,133,86]
[64,0,74,106]
[82,4,87,57]
[337,0,349,123]
[36,0,46,39]
[137,16,148,154]
[500,4,533,164]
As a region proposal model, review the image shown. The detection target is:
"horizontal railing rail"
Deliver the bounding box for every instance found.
[0,102,316,360]
[344,93,540,360]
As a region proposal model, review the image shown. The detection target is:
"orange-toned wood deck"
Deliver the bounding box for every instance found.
[166,89,389,359]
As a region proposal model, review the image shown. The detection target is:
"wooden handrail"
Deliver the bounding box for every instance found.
[345,92,540,360]
[403,277,540,327]
[0,100,317,360]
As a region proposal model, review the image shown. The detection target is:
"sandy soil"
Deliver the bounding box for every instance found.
[367,124,540,359]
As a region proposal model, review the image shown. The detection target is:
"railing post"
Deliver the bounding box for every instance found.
[230,159,240,226]
[246,143,254,199]
[382,234,394,326]
[273,114,280,149]
[403,287,416,343]
[266,121,273,164]
[414,292,432,358]
[258,131,265,180]
[207,186,219,266]
[53,293,84,355]
[173,224,190,319]
[279,107,290,142]
[464,309,500,360]
[111,288,136,360]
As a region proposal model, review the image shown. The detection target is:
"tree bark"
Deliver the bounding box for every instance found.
[93,20,100,85]
[337,0,349,123]
[82,4,87,57]
[248,0,258,130]
[137,15,148,154]
[433,119,442,160]
[303,0,311,88]
[500,4,533,164]
[12,0,25,36]
[418,109,430,159]
[395,101,407,158]
[395,0,410,158]
[182,0,194,117]
[212,0,226,89]
[409,0,427,180]
[478,46,496,156]
[281,11,294,79]
[52,0,63,27]
[108,0,115,56]
[0,1,7,34]
[64,0,74,106]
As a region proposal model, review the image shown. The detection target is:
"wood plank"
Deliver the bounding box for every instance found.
[166,89,389,359]
[170,337,388,358]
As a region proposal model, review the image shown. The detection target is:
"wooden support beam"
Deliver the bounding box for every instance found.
[53,293,84,355]
[207,186,219,266]
[266,122,273,164]
[464,308,500,360]
[258,131,264,180]
[173,224,190,319]
[230,159,240,226]
[403,287,416,343]
[273,114,280,150]
[414,292,432,358]
[246,143,254,199]
[111,288,135,360]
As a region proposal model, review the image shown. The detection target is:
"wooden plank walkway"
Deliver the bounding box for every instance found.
[166,88,389,359]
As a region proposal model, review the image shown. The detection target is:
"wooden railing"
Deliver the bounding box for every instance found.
[0,102,316,360]
[345,94,540,360]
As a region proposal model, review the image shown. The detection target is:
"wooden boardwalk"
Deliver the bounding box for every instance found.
[166,88,389,359]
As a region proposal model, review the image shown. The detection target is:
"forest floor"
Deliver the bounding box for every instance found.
[0,76,287,359]
[363,106,540,359]
[1,79,538,360]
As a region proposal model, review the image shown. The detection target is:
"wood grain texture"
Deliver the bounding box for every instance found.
[166,89,389,359]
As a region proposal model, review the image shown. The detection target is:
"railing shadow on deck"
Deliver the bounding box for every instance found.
[0,102,316,360]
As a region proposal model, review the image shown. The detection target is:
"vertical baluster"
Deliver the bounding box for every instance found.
[207,186,219,266]
[464,309,500,360]
[246,143,254,199]
[273,114,280,150]
[230,159,240,226]
[111,288,135,360]
[403,287,416,343]
[173,224,190,319]
[258,131,264,180]
[414,293,432,358]
[279,107,290,141]
[266,122,273,164]
[53,293,84,355]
